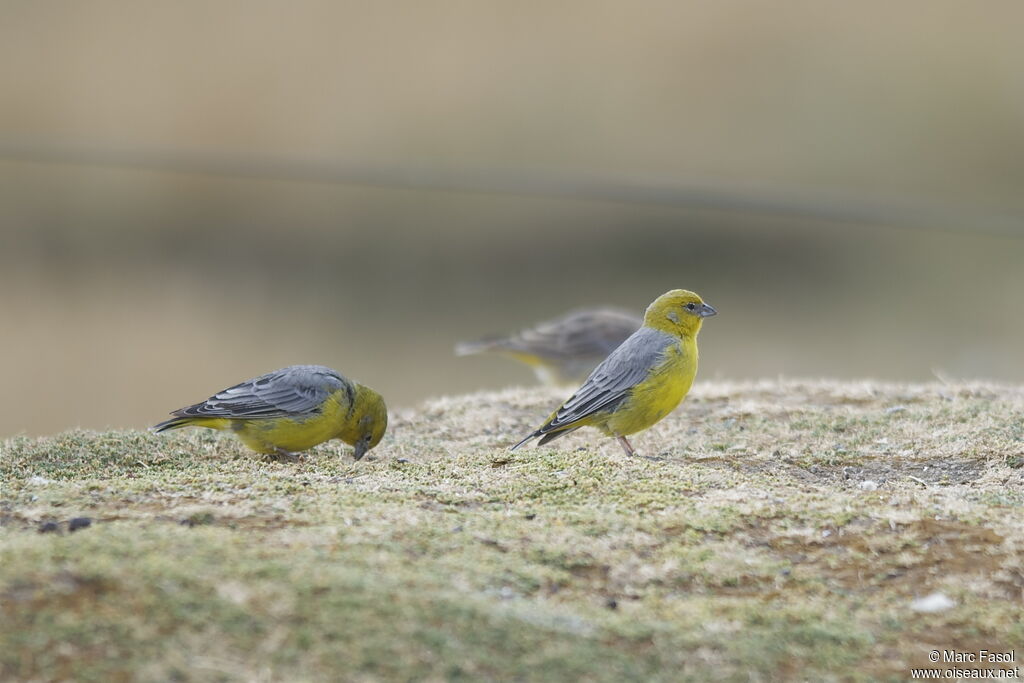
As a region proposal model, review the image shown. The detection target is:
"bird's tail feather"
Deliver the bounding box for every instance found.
[509,432,538,451]
[510,425,579,451]
[454,338,507,356]
[537,427,578,447]
[150,416,193,433]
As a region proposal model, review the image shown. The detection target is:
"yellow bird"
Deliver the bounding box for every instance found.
[511,290,716,457]
[455,307,642,386]
[152,365,387,461]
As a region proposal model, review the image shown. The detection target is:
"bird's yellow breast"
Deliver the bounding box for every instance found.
[600,338,697,437]
[231,391,349,454]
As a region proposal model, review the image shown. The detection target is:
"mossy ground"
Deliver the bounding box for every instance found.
[2,380,1023,682]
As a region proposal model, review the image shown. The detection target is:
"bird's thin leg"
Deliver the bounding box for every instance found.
[617,435,663,461]
[269,448,300,462]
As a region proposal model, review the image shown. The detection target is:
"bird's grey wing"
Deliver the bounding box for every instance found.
[539,327,674,433]
[175,365,347,419]
[515,308,641,359]
[557,309,641,357]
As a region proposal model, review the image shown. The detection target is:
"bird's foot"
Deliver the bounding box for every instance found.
[268,448,301,462]
[616,436,636,457]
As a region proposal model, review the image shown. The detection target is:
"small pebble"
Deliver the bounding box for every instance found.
[38,522,60,534]
[858,480,879,491]
[68,517,92,532]
[910,592,956,613]
[605,598,618,610]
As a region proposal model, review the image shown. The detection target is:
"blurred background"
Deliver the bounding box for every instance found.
[2,1,1023,436]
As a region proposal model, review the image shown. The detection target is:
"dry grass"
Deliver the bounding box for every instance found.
[2,379,1023,681]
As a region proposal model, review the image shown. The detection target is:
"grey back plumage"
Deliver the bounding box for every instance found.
[535,326,676,434]
[456,308,640,361]
[173,365,351,419]
[507,308,641,360]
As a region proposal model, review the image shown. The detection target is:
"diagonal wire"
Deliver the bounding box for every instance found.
[1,141,1021,238]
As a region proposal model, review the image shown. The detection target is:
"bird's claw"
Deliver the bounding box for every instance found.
[268,449,301,462]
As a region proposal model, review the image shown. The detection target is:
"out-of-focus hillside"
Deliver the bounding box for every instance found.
[4,2,1024,209]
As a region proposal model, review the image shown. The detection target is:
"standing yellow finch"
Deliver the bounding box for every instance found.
[511,290,716,457]
[152,365,387,461]
[455,307,642,386]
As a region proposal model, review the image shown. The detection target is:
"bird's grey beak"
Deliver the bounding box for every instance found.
[698,303,717,318]
[353,437,370,461]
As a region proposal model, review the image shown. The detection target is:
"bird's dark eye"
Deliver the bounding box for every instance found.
[685,303,696,311]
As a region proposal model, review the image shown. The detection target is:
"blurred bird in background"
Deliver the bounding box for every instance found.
[455,307,642,386]
[512,290,715,457]
[152,365,387,461]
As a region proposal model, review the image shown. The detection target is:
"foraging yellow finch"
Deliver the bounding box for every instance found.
[455,307,642,386]
[511,290,716,457]
[152,365,387,460]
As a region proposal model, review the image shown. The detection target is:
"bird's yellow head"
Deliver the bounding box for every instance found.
[643,289,717,338]
[350,386,388,460]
